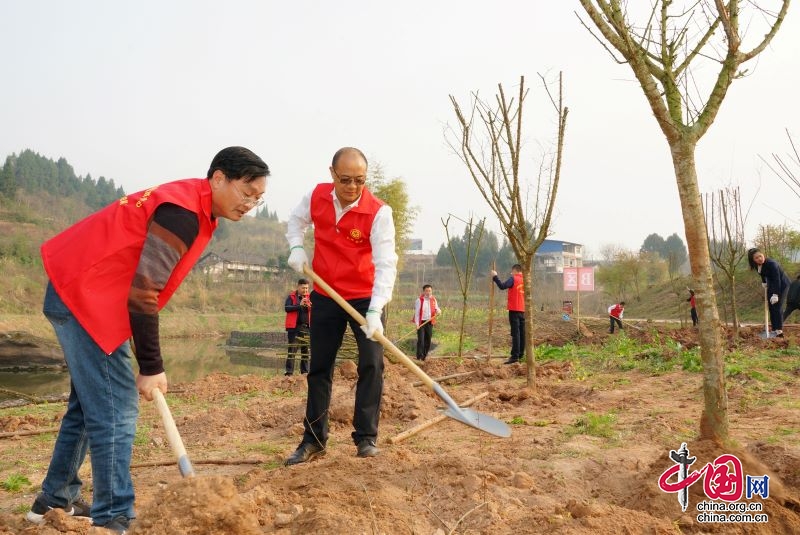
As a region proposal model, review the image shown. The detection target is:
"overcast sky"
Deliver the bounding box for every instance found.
[2,1,798,259]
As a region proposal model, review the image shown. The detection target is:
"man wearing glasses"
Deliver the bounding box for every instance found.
[30,147,269,534]
[284,146,397,465]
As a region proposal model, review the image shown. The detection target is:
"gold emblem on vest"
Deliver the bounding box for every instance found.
[348,228,364,244]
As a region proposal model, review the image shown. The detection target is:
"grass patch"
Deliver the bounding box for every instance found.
[434,330,476,355]
[247,443,285,456]
[508,416,528,425]
[260,460,284,470]
[134,422,152,447]
[1,474,31,492]
[567,411,617,439]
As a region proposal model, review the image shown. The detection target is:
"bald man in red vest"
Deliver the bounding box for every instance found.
[284,147,398,465]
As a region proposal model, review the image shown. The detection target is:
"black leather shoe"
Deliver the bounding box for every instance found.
[285,442,325,466]
[356,439,380,458]
[503,358,520,365]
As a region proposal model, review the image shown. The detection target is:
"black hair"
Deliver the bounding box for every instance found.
[620,301,626,306]
[331,147,368,169]
[207,146,269,183]
[747,247,761,271]
[422,284,432,290]
[297,278,308,285]
[511,264,523,272]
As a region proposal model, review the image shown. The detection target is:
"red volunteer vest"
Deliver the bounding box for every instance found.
[285,292,311,329]
[413,295,438,325]
[41,179,217,354]
[310,183,383,300]
[507,273,525,312]
[285,293,300,329]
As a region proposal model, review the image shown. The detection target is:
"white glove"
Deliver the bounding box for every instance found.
[770,294,779,305]
[360,310,384,341]
[288,247,308,273]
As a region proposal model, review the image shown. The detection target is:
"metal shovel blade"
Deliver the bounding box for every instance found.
[433,382,511,438]
[759,330,778,339]
[443,406,512,437]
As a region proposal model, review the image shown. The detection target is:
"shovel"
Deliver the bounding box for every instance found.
[304,266,511,438]
[152,389,196,477]
[760,286,777,339]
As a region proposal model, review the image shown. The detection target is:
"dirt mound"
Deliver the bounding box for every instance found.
[132,476,261,535]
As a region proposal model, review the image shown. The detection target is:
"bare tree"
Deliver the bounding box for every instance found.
[761,129,800,199]
[577,0,790,441]
[447,74,568,389]
[442,214,485,358]
[705,187,751,339]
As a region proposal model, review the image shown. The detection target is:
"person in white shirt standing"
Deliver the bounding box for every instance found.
[413,284,441,361]
[283,147,398,465]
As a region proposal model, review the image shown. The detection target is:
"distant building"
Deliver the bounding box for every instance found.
[535,239,583,273]
[195,252,278,282]
[407,238,423,251]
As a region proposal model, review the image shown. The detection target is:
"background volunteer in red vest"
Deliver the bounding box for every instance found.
[491,264,526,365]
[284,147,398,465]
[284,278,311,376]
[31,147,269,533]
[608,301,625,334]
[413,284,441,361]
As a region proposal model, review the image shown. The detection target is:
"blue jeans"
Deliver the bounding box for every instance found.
[40,282,138,525]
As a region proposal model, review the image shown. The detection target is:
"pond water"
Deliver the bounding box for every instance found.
[0,337,288,400]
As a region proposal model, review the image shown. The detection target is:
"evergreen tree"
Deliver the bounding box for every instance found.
[0,156,16,198]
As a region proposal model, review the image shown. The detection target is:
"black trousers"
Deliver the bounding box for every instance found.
[303,292,384,447]
[416,322,433,359]
[509,311,525,360]
[285,327,309,375]
[690,308,698,326]
[609,316,623,333]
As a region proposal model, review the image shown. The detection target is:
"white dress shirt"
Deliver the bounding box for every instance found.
[286,185,398,312]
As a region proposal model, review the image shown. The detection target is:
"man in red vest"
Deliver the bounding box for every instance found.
[29,147,269,534]
[284,147,398,465]
[284,278,311,375]
[413,284,441,361]
[491,264,525,364]
[608,301,626,333]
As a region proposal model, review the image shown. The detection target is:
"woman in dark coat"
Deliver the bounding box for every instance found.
[748,247,791,337]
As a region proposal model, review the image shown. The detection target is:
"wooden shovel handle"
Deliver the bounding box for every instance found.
[152,389,195,477]
[303,265,436,389]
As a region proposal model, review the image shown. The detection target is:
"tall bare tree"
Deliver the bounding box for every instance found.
[705,187,750,338]
[447,74,568,389]
[578,1,790,441]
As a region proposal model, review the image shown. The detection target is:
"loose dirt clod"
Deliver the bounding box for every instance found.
[131,476,261,535]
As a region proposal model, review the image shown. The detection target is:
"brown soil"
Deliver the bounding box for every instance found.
[1,318,799,534]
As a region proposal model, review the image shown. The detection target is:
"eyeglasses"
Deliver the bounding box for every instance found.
[332,169,366,187]
[231,180,264,208]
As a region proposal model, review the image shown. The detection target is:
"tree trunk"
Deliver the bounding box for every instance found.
[523,258,536,389]
[671,140,728,442]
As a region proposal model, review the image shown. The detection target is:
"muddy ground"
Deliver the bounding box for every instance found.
[0,317,799,534]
